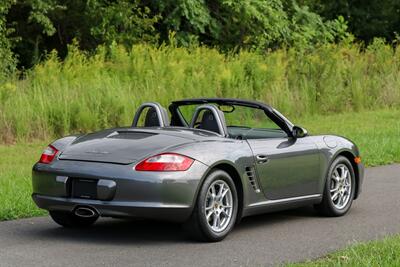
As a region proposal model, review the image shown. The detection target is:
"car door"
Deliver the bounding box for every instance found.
[247,136,321,200]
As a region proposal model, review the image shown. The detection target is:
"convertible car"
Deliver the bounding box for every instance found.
[32,98,364,241]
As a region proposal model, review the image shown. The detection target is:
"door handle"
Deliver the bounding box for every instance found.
[256,154,269,164]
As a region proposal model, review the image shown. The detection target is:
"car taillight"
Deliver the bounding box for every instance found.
[135,153,194,171]
[39,145,59,164]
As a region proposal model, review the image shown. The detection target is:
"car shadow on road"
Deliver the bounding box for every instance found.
[25,206,322,245]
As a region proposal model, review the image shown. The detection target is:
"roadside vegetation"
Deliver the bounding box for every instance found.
[0,143,47,220]
[287,234,400,267]
[1,41,400,143]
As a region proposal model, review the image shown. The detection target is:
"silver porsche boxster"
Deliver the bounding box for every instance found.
[32,98,364,241]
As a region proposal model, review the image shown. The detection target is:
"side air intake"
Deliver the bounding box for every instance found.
[245,166,261,193]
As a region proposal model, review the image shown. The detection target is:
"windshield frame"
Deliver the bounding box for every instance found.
[169,98,294,138]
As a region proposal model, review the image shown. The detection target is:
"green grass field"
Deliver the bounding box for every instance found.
[0,108,399,221]
[287,234,400,267]
[297,109,400,166]
[0,142,47,220]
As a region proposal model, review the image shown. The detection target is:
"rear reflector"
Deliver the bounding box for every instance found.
[135,153,194,171]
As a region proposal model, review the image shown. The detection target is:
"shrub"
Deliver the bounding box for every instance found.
[0,42,399,142]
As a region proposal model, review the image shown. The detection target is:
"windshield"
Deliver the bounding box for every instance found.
[177,104,287,139]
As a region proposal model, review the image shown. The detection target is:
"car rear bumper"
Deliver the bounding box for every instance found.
[32,194,192,222]
[32,159,209,222]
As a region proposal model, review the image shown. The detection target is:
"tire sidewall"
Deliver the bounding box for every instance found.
[196,169,238,241]
[325,156,356,216]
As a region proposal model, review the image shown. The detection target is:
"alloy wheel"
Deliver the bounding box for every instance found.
[204,180,233,233]
[330,164,352,209]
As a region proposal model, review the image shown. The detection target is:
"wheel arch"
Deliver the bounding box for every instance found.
[195,161,245,223]
[333,150,361,200]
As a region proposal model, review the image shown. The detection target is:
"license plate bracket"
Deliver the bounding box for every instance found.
[71,179,98,199]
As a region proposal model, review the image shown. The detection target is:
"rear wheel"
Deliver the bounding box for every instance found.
[49,210,98,228]
[315,156,356,216]
[185,169,238,242]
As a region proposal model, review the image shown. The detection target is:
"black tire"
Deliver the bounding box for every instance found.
[49,210,98,228]
[184,169,238,242]
[315,156,356,216]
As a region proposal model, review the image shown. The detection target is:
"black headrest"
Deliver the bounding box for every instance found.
[132,102,170,127]
[144,108,160,127]
[199,110,220,134]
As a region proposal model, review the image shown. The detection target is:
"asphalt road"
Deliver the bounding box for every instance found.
[0,165,399,267]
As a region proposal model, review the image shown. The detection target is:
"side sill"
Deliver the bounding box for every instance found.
[243,194,322,217]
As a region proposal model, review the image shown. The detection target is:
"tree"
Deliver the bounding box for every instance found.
[303,0,400,43]
[0,0,16,79]
[5,0,159,68]
[150,0,347,50]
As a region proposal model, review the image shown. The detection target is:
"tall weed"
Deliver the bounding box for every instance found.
[1,41,399,142]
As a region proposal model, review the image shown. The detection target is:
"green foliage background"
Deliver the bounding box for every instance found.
[0,0,400,142]
[1,0,399,70]
[1,0,354,68]
[1,41,400,142]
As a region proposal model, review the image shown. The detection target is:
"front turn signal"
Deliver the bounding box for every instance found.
[354,157,362,164]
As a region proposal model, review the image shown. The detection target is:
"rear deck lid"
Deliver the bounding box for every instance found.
[58,130,192,164]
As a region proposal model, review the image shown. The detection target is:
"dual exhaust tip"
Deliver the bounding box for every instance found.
[74,206,98,218]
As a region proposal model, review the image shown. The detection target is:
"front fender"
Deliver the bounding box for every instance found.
[314,135,364,199]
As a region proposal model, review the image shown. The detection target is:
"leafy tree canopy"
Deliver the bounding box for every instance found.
[0,0,398,69]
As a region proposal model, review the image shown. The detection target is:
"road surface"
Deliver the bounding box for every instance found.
[0,164,399,266]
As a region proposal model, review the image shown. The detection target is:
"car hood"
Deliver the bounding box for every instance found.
[58,129,196,164]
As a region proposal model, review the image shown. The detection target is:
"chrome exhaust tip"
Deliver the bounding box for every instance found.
[74,206,97,218]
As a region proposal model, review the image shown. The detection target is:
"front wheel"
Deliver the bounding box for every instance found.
[184,169,238,242]
[315,156,356,216]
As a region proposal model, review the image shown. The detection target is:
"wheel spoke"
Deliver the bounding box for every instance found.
[339,166,348,181]
[217,183,225,198]
[205,205,213,211]
[330,182,339,193]
[211,213,217,227]
[221,188,229,200]
[210,185,216,197]
[342,169,348,180]
[333,170,340,181]
[339,192,345,206]
[332,191,339,201]
[216,214,221,228]
[221,209,230,218]
[206,210,214,220]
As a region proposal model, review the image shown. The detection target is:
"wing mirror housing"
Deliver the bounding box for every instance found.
[292,126,308,138]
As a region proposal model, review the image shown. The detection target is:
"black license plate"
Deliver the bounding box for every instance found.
[72,179,98,199]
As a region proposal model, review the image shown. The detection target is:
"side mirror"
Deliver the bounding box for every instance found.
[292,126,308,138]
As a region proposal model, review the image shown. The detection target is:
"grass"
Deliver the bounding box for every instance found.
[287,234,400,267]
[0,142,47,220]
[1,42,400,143]
[0,108,399,221]
[297,109,400,166]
